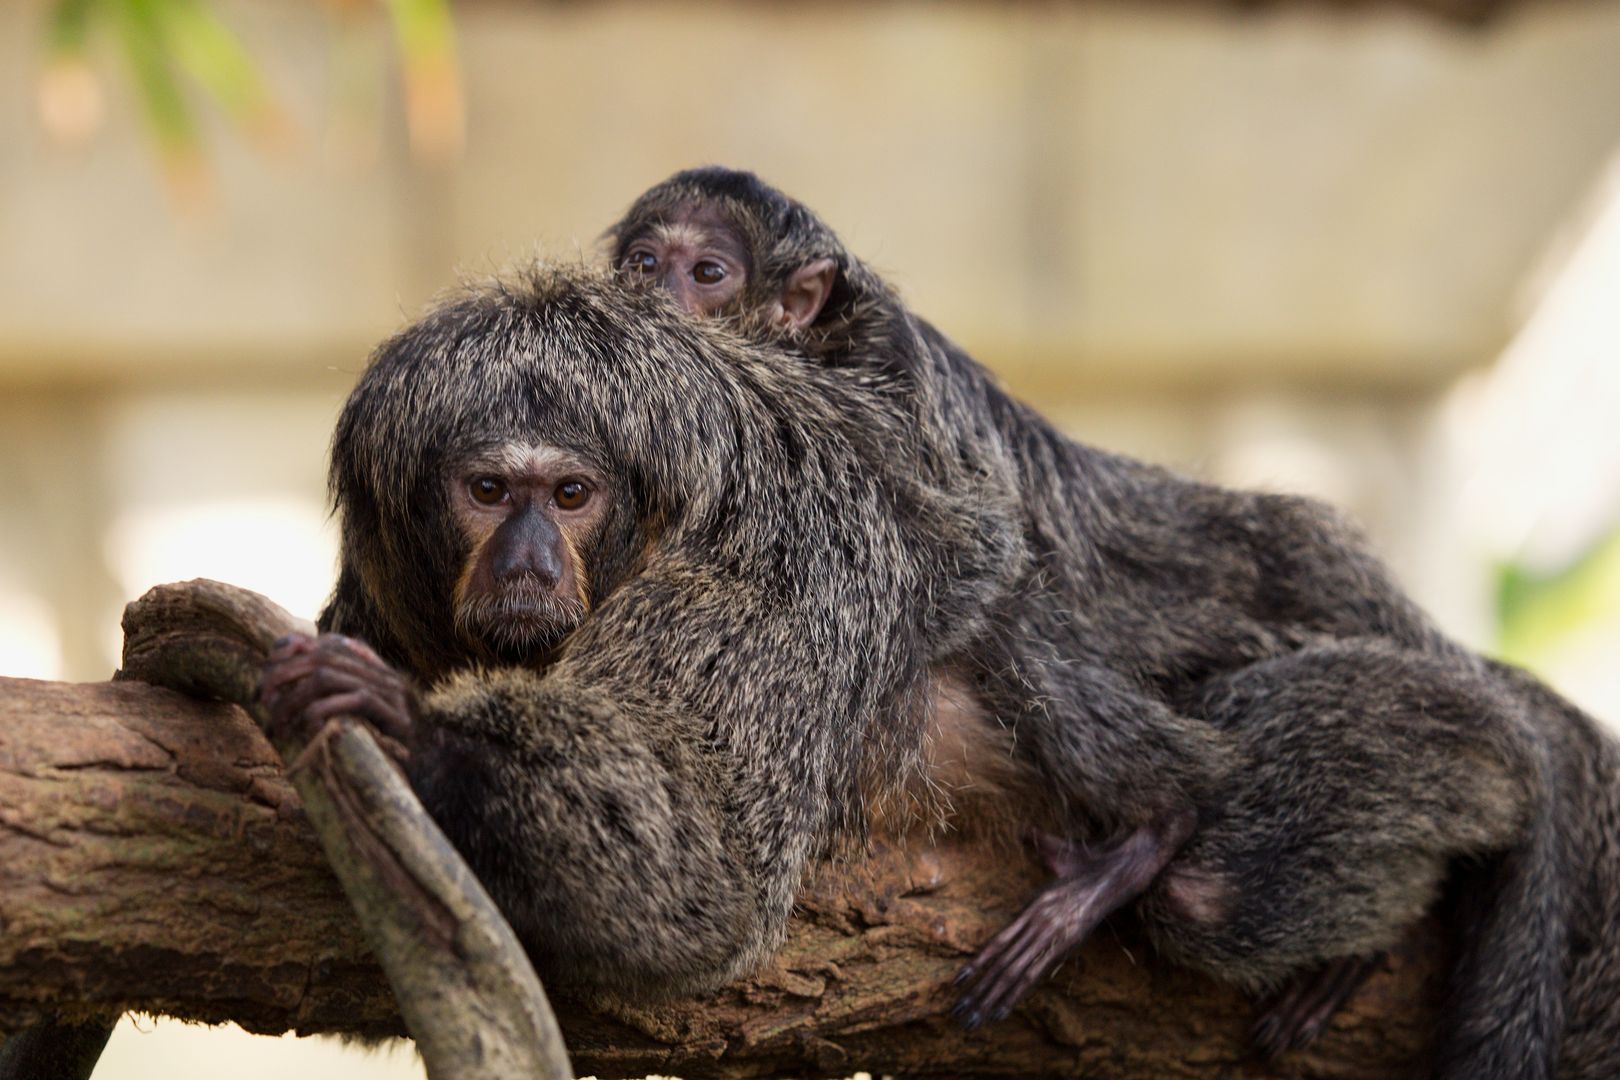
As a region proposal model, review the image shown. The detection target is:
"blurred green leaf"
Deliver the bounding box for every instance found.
[38,0,461,182]
[47,0,101,55]
[115,0,198,156]
[1495,524,1620,665]
[385,0,454,67]
[155,0,282,133]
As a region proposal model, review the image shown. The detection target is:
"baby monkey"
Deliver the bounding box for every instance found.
[605,168,1618,1079]
[612,173,840,333]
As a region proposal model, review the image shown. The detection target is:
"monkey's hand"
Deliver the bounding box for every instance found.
[259,632,416,767]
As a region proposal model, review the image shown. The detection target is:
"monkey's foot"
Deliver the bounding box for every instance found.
[951,814,1191,1029]
[1251,953,1384,1059]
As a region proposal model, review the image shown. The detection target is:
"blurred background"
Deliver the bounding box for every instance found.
[2,0,1618,1075]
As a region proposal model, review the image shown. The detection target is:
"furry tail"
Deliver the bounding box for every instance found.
[1435,766,1567,1080]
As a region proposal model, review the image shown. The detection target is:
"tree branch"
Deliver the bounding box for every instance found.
[0,580,1445,1077]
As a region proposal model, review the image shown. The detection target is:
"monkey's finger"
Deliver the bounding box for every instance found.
[1254,1009,1316,1059]
[267,633,316,663]
[1283,956,1379,1052]
[267,633,388,683]
[970,876,1114,1025]
[313,633,389,669]
[961,930,1057,1027]
[271,658,414,747]
[954,909,1046,1021]
[309,685,413,746]
[953,935,1027,1008]
[978,932,1069,1023]
[303,689,388,730]
[301,651,412,730]
[260,655,315,695]
[1281,978,1340,1053]
[299,636,397,688]
[271,687,411,769]
[261,647,395,700]
[293,648,398,689]
[1251,954,1380,1058]
[259,656,341,706]
[261,643,316,690]
[263,662,380,722]
[1251,1015,1284,1059]
[981,917,1061,1005]
[955,900,1050,1007]
[969,901,1043,970]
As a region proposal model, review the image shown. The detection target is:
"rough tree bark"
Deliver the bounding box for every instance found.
[0,583,1446,1078]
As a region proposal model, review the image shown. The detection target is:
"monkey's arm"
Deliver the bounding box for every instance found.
[405,559,865,1003]
[408,668,770,1000]
[264,631,784,1002]
[951,652,1234,1025]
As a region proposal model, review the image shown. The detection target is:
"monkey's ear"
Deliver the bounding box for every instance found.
[778,258,836,330]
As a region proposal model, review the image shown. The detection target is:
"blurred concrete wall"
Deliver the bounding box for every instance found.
[0,0,1617,646]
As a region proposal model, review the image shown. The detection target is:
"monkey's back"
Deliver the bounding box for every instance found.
[906,313,1446,697]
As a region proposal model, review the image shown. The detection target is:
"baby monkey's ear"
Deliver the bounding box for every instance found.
[777,258,837,330]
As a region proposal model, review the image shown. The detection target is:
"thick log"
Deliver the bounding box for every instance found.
[0,672,1445,1077]
[0,675,389,1036]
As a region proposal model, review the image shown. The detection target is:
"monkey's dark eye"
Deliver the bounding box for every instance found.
[554,481,590,511]
[625,251,658,275]
[693,261,726,286]
[470,477,508,506]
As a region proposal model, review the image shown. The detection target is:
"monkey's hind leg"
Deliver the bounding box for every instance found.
[952,810,1195,1028]
[1251,953,1386,1059]
[1145,642,1550,1075]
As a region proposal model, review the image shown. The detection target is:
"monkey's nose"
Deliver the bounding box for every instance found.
[491,510,566,586]
[493,544,563,587]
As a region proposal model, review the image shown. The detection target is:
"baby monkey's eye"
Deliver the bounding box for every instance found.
[692,261,726,286]
[470,477,508,505]
[625,251,658,275]
[555,480,590,510]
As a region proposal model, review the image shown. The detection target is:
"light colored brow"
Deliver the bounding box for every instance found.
[460,443,587,477]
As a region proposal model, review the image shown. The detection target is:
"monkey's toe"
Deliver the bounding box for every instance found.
[951,907,1071,1029]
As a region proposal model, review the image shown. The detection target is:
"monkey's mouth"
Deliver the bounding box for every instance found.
[454,587,585,663]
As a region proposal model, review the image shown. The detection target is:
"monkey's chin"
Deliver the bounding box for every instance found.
[455,593,584,666]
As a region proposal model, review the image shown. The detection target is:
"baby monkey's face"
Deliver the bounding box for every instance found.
[616,206,750,317]
[615,202,836,332]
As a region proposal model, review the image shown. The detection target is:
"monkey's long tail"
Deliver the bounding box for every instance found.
[1433,759,1567,1080]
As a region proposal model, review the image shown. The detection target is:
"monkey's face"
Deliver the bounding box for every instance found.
[617,205,751,318]
[447,442,611,664]
[611,188,840,333]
